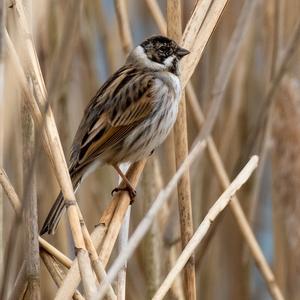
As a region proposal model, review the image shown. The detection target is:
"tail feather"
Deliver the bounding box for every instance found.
[40,192,65,235]
[40,177,81,235]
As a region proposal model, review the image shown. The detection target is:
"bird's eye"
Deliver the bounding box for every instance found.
[159,46,168,53]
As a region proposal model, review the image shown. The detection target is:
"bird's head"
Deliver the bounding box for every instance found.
[127,35,190,74]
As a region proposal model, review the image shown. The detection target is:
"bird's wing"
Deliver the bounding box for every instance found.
[69,65,160,173]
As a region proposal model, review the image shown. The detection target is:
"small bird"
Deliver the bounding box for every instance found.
[40,35,189,235]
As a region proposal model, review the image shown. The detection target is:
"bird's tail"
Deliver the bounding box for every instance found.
[40,176,81,235]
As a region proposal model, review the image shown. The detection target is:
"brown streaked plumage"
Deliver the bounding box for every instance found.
[41,35,189,235]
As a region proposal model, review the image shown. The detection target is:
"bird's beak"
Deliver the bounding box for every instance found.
[176,47,190,59]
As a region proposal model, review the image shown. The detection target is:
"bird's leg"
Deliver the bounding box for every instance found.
[111,164,137,201]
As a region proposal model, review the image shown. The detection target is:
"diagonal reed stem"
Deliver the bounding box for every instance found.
[54,1,231,297]
[94,140,207,300]
[146,1,285,299]
[153,156,259,299]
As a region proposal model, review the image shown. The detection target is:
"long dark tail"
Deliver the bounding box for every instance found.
[40,176,81,235]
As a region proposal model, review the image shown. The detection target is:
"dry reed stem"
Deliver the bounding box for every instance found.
[39,238,72,268]
[0,167,22,215]
[0,0,4,102]
[114,3,133,296]
[266,17,300,109]
[49,12,116,288]
[146,1,177,292]
[8,1,100,295]
[91,261,116,299]
[117,205,130,300]
[247,17,300,158]
[197,23,282,300]
[8,0,246,296]
[271,77,300,299]
[0,0,4,97]
[198,0,257,139]
[40,238,109,300]
[140,157,163,298]
[147,2,284,299]
[2,161,140,300]
[116,164,130,300]
[0,173,29,300]
[8,32,96,297]
[4,30,48,150]
[167,1,196,299]
[9,7,94,288]
[47,0,82,104]
[180,0,228,87]
[7,263,27,300]
[0,165,70,269]
[40,250,84,300]
[0,164,92,299]
[167,246,185,300]
[94,141,207,299]
[9,12,104,294]
[186,86,285,300]
[77,249,97,299]
[247,0,282,254]
[114,0,132,55]
[94,1,118,73]
[7,33,96,300]
[91,2,228,298]
[145,0,167,35]
[98,161,147,265]
[152,156,259,300]
[22,107,40,299]
[53,192,118,297]
[115,164,130,300]
[0,131,2,282]
[11,0,86,251]
[145,6,188,296]
[95,0,230,272]
[0,0,4,281]
[148,0,228,90]
[56,160,146,299]
[22,3,40,298]
[40,208,115,296]
[268,0,280,80]
[42,230,115,300]
[1,0,296,298]
[75,206,116,299]
[54,254,92,300]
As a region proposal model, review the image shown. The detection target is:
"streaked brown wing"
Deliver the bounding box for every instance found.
[70,65,136,159]
[69,67,158,172]
[77,123,139,168]
[77,93,154,167]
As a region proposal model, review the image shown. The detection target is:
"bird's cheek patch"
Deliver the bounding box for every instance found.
[163,55,176,67]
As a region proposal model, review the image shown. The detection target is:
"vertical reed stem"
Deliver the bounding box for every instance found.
[22,104,40,299]
[114,2,134,298]
[22,1,40,298]
[0,0,4,283]
[167,1,196,299]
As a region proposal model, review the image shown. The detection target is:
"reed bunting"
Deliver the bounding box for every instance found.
[41,35,189,235]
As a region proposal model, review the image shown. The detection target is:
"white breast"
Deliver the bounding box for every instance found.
[134,73,181,157]
[158,72,181,103]
[116,71,182,163]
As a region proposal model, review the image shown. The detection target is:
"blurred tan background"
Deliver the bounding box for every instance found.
[1,0,300,299]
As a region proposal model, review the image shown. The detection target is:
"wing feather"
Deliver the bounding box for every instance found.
[69,65,160,172]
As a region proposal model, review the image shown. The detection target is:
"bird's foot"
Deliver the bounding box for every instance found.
[111,185,137,204]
